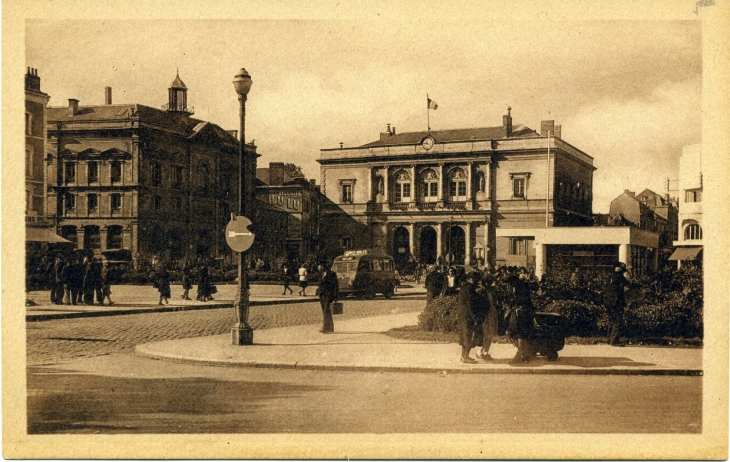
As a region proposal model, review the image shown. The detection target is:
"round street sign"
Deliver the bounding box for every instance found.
[225,215,255,252]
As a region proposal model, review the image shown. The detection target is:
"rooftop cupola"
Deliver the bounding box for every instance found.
[165,70,193,114]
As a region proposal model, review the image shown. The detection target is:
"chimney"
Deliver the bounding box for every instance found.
[380,123,394,141]
[503,106,512,137]
[105,86,112,105]
[25,67,41,92]
[391,126,396,135]
[68,98,79,116]
[309,179,316,186]
[541,120,555,137]
[269,162,285,186]
[227,130,238,139]
[624,189,635,197]
[554,125,561,139]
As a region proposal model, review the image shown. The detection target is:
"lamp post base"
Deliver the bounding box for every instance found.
[231,324,254,345]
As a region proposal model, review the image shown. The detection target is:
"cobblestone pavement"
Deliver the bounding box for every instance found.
[26,297,424,366]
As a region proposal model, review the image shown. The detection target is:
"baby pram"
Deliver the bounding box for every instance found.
[507,311,567,361]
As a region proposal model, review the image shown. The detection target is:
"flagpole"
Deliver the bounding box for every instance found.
[427,94,430,133]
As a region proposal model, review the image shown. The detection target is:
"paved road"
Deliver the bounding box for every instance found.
[26,296,425,366]
[27,354,702,434]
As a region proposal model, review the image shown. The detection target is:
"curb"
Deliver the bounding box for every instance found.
[134,345,703,376]
[25,291,426,322]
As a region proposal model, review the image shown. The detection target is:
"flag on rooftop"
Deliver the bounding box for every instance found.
[427,98,438,110]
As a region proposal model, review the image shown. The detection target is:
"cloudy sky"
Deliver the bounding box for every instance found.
[26,19,701,212]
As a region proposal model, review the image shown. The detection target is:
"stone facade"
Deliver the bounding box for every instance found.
[46,75,256,264]
[317,111,596,269]
[25,68,50,230]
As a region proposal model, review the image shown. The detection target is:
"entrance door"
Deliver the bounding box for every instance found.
[419,226,437,264]
[392,226,410,269]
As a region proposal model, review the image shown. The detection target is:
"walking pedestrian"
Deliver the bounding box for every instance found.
[82,257,97,305]
[604,262,637,346]
[91,258,104,304]
[298,263,309,296]
[180,261,193,300]
[475,274,499,361]
[100,260,114,305]
[316,263,339,333]
[196,263,211,301]
[153,263,171,305]
[457,272,480,363]
[281,262,294,295]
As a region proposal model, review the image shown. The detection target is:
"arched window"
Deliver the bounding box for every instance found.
[84,225,101,250]
[448,167,467,201]
[107,225,124,249]
[393,170,411,203]
[684,223,702,240]
[420,169,439,202]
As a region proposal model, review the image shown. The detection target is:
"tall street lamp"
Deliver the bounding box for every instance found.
[232,68,253,345]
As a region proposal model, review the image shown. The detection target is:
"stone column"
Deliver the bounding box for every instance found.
[383,167,390,204]
[368,167,373,201]
[467,162,473,201]
[535,242,546,280]
[77,227,85,250]
[438,164,445,201]
[409,165,416,203]
[618,243,631,268]
[464,222,472,266]
[487,162,493,199]
[100,227,108,252]
[408,223,415,259]
[436,223,443,259]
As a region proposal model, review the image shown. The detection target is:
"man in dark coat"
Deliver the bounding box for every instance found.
[317,263,339,333]
[475,274,499,361]
[424,266,439,304]
[506,268,537,363]
[604,262,636,346]
[63,257,84,305]
[50,256,66,304]
[457,272,480,363]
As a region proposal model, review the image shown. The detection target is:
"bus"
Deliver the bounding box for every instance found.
[332,250,397,299]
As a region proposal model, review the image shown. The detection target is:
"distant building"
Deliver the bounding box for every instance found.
[46,73,256,263]
[25,67,52,236]
[255,162,322,262]
[317,109,596,269]
[607,188,678,265]
[670,143,703,267]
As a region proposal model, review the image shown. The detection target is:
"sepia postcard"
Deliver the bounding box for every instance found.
[3,0,729,459]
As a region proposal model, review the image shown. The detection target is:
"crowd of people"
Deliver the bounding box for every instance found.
[423,261,637,363]
[46,255,114,306]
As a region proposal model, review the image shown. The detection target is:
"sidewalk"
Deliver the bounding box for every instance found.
[25,283,426,321]
[136,311,703,376]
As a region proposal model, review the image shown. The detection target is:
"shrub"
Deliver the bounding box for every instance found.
[418,295,459,332]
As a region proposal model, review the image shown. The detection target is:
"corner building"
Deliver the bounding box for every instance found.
[317,110,595,269]
[46,74,256,263]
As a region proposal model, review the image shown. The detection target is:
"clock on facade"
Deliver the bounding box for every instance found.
[421,136,435,150]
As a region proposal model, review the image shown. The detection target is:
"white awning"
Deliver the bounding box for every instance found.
[668,247,702,261]
[26,228,71,243]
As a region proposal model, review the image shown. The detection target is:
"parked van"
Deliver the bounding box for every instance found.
[332,250,397,299]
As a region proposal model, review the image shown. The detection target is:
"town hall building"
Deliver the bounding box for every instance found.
[317,109,596,269]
